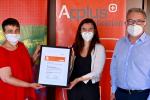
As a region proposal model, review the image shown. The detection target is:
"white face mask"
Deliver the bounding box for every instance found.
[5,34,20,45]
[127,25,143,37]
[81,32,94,42]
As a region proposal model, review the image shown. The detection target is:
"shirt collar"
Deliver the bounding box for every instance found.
[125,32,147,44]
[139,32,147,42]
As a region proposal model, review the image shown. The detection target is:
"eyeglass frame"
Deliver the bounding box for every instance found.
[126,19,146,25]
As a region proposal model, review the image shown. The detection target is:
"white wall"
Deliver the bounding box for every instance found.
[146,0,150,33]
[126,0,143,11]
[126,0,150,33]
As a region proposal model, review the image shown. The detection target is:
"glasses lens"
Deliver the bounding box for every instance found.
[127,19,145,25]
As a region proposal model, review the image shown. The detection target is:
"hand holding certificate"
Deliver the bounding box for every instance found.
[38,46,71,87]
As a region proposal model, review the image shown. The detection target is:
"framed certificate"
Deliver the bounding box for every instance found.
[38,46,71,87]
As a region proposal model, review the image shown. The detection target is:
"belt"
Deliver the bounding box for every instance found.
[117,87,150,94]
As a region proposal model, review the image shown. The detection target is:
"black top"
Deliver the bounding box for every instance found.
[70,55,91,84]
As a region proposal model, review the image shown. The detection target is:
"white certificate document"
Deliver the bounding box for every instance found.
[38,46,71,87]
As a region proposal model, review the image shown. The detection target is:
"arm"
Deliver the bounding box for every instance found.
[69,48,75,77]
[32,45,41,63]
[110,43,118,94]
[68,45,106,89]
[0,67,43,89]
[81,44,106,83]
[110,41,120,100]
[21,43,40,64]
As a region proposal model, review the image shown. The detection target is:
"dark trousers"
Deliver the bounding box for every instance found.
[115,88,150,100]
[67,81,100,100]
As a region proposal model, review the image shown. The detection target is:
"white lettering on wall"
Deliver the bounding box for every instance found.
[58,5,70,19]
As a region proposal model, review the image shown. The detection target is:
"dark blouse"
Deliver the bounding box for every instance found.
[70,55,91,86]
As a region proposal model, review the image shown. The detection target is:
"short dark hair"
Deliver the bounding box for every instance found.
[2,18,20,32]
[73,18,100,56]
[127,8,147,19]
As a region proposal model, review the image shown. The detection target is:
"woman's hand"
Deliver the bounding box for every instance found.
[69,48,75,72]
[71,48,75,57]
[68,78,80,89]
[29,83,45,90]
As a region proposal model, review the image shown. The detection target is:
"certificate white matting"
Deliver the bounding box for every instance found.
[38,46,71,87]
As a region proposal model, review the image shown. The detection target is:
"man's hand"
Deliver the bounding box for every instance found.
[111,93,116,100]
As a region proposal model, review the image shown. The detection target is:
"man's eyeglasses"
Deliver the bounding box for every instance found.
[126,19,146,25]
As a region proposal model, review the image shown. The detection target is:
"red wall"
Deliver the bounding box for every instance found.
[0,0,47,25]
[0,1,48,100]
[56,0,126,100]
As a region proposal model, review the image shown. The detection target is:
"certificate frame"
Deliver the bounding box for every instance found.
[38,45,71,87]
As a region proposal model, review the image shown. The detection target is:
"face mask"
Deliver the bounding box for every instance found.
[5,34,20,45]
[127,25,143,37]
[81,32,94,42]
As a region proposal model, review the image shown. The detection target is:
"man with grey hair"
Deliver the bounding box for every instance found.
[110,8,150,100]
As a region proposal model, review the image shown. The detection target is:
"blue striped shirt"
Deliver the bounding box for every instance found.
[110,32,150,93]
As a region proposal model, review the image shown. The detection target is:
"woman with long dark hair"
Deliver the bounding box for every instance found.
[67,18,106,100]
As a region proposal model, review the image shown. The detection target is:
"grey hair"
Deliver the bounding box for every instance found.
[127,8,147,19]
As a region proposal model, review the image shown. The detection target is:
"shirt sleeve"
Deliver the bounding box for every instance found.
[110,41,119,93]
[0,48,9,68]
[82,44,106,83]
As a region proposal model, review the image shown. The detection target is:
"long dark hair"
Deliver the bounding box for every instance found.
[73,18,100,56]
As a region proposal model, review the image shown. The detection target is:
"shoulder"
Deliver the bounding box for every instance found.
[0,46,8,57]
[95,44,105,52]
[95,44,105,49]
[93,44,106,59]
[115,37,126,47]
[145,33,150,40]
[143,34,150,46]
[0,46,7,53]
[118,37,126,43]
[18,42,27,49]
[18,41,25,46]
[18,42,29,53]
